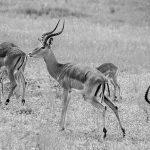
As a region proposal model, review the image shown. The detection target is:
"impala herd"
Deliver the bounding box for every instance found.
[0,19,149,139]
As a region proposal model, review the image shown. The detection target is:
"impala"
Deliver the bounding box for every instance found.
[97,63,121,101]
[145,86,150,104]
[0,42,27,105]
[29,20,125,138]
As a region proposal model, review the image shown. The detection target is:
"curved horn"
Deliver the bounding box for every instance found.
[145,86,150,104]
[41,19,60,42]
[43,20,65,45]
[48,20,65,37]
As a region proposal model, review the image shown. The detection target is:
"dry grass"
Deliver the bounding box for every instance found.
[0,0,150,149]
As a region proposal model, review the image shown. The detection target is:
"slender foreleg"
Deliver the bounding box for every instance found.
[60,89,71,130]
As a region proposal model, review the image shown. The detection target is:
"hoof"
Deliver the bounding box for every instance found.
[122,128,125,137]
[103,127,107,139]
[60,127,65,131]
[22,99,25,105]
[115,106,118,110]
[5,99,9,105]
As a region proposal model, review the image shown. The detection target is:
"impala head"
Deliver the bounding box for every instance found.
[29,20,65,58]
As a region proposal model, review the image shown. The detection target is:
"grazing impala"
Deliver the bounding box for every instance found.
[0,42,27,105]
[97,63,121,101]
[29,20,125,138]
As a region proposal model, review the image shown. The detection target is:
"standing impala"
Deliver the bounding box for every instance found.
[97,63,121,101]
[29,20,125,138]
[0,42,27,105]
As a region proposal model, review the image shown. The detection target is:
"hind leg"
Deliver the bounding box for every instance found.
[87,97,107,138]
[19,72,26,105]
[5,70,17,105]
[110,80,117,101]
[105,83,110,97]
[112,75,122,101]
[0,69,7,102]
[104,96,125,137]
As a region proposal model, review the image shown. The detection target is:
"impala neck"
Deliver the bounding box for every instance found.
[43,49,62,80]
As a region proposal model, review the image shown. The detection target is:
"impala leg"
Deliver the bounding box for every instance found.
[21,57,27,86]
[113,76,122,100]
[1,79,4,97]
[102,83,106,102]
[0,76,5,104]
[5,70,17,105]
[0,70,6,99]
[0,79,3,104]
[106,83,110,97]
[104,95,125,137]
[110,80,117,101]
[19,72,26,105]
[14,72,20,100]
[111,75,122,101]
[60,89,71,131]
[90,97,107,138]
[0,73,4,101]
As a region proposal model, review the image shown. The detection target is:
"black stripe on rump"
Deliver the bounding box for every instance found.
[101,83,106,102]
[18,56,26,71]
[102,83,106,95]
[95,84,101,97]
[13,56,22,71]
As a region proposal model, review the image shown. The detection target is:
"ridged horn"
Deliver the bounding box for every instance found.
[145,86,150,104]
[43,20,65,46]
[39,19,60,43]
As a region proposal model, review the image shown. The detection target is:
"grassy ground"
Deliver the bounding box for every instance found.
[0,0,150,149]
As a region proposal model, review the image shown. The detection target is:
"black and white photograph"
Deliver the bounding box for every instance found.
[0,0,150,149]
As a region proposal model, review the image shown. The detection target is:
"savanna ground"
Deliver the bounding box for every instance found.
[0,0,150,149]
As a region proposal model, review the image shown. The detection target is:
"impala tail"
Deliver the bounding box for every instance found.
[145,86,150,104]
[15,55,27,72]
